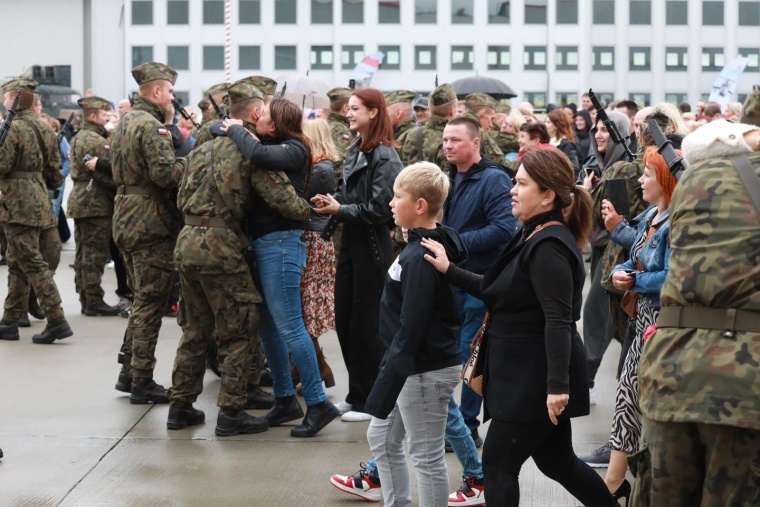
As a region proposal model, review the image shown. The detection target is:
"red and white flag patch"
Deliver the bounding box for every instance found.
[157,127,170,136]
[342,134,350,140]
[104,144,111,151]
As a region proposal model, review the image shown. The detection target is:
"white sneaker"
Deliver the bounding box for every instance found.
[334,401,353,414]
[341,411,372,422]
[589,387,597,405]
[106,261,115,269]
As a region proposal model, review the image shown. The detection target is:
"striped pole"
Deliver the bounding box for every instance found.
[225,0,232,82]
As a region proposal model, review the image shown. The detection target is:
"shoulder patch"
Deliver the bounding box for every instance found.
[342,134,350,140]
[157,127,170,136]
[104,145,111,151]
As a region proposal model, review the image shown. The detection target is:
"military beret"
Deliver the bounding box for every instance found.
[2,78,38,94]
[465,93,498,111]
[227,79,265,105]
[327,87,353,103]
[131,62,178,86]
[413,96,429,110]
[741,83,760,127]
[244,76,277,96]
[384,90,417,106]
[205,82,229,99]
[78,96,111,110]
[428,83,457,108]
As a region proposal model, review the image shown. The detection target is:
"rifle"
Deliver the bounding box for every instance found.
[57,112,75,144]
[279,82,287,98]
[588,89,635,161]
[208,94,227,119]
[172,99,200,129]
[646,116,685,180]
[0,92,20,147]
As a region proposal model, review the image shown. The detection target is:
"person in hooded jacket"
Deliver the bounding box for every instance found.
[575,109,593,166]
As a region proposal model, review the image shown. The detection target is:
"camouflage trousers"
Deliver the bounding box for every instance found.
[118,242,174,378]
[74,217,111,308]
[631,418,760,507]
[2,224,63,322]
[171,269,259,410]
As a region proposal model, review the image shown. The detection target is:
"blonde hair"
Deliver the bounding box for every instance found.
[507,110,526,130]
[302,119,339,162]
[655,103,689,136]
[394,162,450,217]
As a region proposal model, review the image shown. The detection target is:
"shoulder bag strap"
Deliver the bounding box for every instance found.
[731,154,760,220]
[204,146,250,251]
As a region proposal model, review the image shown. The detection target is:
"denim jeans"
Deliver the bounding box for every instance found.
[455,288,487,432]
[253,230,326,407]
[367,365,461,507]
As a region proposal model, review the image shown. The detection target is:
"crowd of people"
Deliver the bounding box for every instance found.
[1,60,759,506]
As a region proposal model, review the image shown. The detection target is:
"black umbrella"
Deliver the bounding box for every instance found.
[451,76,517,100]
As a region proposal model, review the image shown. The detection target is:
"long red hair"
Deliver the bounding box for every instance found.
[351,88,397,152]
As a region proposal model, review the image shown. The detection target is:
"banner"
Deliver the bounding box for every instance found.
[708,56,749,110]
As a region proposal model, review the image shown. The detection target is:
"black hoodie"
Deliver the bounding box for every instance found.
[365,224,468,419]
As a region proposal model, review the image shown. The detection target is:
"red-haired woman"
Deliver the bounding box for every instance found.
[546,109,580,176]
[312,88,403,422]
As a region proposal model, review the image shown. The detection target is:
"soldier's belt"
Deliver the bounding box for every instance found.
[184,214,230,229]
[658,306,760,336]
[117,185,153,196]
[7,171,43,181]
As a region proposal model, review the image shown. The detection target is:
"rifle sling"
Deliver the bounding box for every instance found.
[731,154,760,220]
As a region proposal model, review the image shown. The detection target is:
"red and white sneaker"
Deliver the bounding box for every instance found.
[330,462,382,502]
[448,476,485,506]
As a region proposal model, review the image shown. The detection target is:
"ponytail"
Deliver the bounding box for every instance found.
[565,185,593,249]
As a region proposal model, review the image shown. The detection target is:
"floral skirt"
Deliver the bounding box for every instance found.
[300,231,336,338]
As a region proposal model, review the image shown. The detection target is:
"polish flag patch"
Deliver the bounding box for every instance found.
[157,128,170,136]
[342,134,350,140]
[104,145,111,151]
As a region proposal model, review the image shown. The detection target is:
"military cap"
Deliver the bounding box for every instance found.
[2,78,38,94]
[741,83,760,127]
[227,79,265,105]
[428,83,457,108]
[464,93,498,111]
[413,96,429,110]
[244,76,277,97]
[384,90,417,106]
[198,97,210,110]
[327,87,353,103]
[78,96,111,110]
[205,82,229,99]
[131,62,177,86]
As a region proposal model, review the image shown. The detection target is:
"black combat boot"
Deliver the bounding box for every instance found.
[32,319,73,344]
[115,368,132,393]
[167,403,205,430]
[130,378,170,404]
[84,301,121,317]
[259,368,273,387]
[28,294,45,320]
[245,386,275,410]
[0,321,19,341]
[265,395,304,427]
[18,316,31,328]
[215,409,269,436]
[290,400,340,438]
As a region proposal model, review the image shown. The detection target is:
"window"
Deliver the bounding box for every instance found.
[629,47,651,71]
[664,93,688,104]
[630,0,651,24]
[451,46,474,70]
[739,48,760,71]
[132,1,152,25]
[593,46,615,70]
[415,45,437,70]
[556,92,579,106]
[593,0,615,24]
[131,46,153,68]
[379,1,400,23]
[737,93,747,104]
[203,46,224,70]
[525,0,547,24]
[240,1,261,23]
[665,47,688,70]
[666,1,687,24]
[379,45,400,70]
[203,0,224,24]
[452,0,474,23]
[556,0,578,24]
[173,91,190,109]
[701,47,724,71]
[343,0,363,23]
[556,46,579,70]
[167,46,189,70]
[702,1,723,25]
[240,46,261,70]
[167,1,188,24]
[276,0,297,23]
[487,46,510,70]
[312,0,332,23]
[275,46,297,70]
[700,93,711,101]
[524,46,547,70]
[524,92,546,109]
[594,92,615,105]
[311,46,334,70]
[629,93,650,108]
[342,45,363,69]
[739,2,760,26]
[415,0,436,23]
[489,0,510,23]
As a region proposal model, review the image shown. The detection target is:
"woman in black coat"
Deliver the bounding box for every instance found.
[422,149,618,507]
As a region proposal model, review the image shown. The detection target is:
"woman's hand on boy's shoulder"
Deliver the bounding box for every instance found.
[421,237,450,274]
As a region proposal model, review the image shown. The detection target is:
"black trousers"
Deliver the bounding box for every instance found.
[109,237,130,297]
[483,418,616,507]
[334,224,389,412]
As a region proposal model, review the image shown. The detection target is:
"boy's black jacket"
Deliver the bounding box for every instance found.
[365,224,468,419]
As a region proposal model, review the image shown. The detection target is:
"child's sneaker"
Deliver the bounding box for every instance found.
[330,463,381,502]
[448,475,485,506]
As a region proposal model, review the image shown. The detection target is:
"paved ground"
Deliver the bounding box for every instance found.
[0,236,627,506]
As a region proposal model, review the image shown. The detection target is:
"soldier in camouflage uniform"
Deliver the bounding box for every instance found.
[489,104,520,155]
[0,78,73,344]
[111,62,188,404]
[458,93,506,169]
[384,89,417,154]
[400,83,458,170]
[68,96,121,317]
[169,80,313,435]
[326,87,353,188]
[193,83,229,146]
[243,75,277,105]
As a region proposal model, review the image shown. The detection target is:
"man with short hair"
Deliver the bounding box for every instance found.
[413,96,430,125]
[702,102,723,122]
[400,83,457,170]
[459,93,506,167]
[384,89,417,153]
[118,99,132,117]
[581,93,593,111]
[614,100,639,121]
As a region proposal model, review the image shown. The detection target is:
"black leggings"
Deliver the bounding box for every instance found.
[483,418,616,507]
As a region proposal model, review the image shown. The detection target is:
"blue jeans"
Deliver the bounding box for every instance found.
[365,394,483,480]
[253,230,326,407]
[52,182,65,222]
[455,288,487,433]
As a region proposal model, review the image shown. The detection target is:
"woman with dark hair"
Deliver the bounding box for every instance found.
[221,98,339,438]
[312,88,403,422]
[574,109,593,165]
[517,123,556,159]
[546,109,580,175]
[421,149,617,507]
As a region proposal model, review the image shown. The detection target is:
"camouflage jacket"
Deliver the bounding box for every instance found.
[400,115,448,170]
[393,119,416,157]
[175,122,312,277]
[193,121,214,147]
[0,109,61,227]
[68,122,116,219]
[640,151,760,431]
[328,112,351,188]
[489,130,519,154]
[111,97,187,253]
[462,111,505,165]
[590,156,646,247]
